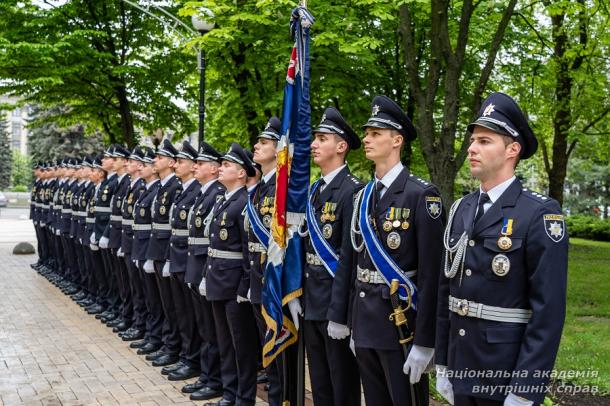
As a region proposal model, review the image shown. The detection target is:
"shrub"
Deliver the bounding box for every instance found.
[11,185,28,192]
[565,215,610,241]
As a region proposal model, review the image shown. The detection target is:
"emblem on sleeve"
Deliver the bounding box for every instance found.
[425,196,442,219]
[544,214,565,242]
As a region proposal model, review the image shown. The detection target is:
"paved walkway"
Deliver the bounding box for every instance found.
[0,212,271,405]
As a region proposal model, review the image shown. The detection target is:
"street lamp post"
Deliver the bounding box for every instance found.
[191,9,215,146]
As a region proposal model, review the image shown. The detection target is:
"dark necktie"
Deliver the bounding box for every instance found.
[373,181,384,210]
[474,192,490,225]
[313,179,325,204]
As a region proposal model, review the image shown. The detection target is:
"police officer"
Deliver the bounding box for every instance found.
[144,139,183,368]
[435,92,568,406]
[163,141,202,381]
[350,95,445,405]
[202,142,258,406]
[130,147,164,356]
[244,117,283,405]
[301,107,362,406]
[87,146,117,316]
[182,142,224,401]
[118,147,147,342]
[101,145,132,330]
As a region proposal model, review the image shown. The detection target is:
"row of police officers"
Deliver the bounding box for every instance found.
[30,92,568,406]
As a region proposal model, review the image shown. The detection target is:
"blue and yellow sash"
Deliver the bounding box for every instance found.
[359,181,417,307]
[306,180,338,277]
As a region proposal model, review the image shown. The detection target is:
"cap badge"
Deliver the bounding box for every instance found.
[483,103,495,117]
[372,104,380,116]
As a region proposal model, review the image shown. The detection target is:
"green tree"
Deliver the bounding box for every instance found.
[10,149,31,187]
[27,105,104,162]
[0,114,11,189]
[0,0,197,146]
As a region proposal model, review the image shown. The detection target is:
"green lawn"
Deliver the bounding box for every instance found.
[553,238,610,395]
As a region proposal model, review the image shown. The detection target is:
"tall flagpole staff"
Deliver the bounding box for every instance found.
[191,9,215,145]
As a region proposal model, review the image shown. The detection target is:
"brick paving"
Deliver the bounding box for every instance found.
[0,234,271,405]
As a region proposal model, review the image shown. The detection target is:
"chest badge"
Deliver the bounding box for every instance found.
[195,217,202,228]
[179,210,187,220]
[127,205,133,214]
[387,231,401,249]
[263,215,272,228]
[492,254,510,276]
[322,223,333,239]
[219,228,228,240]
[159,206,166,215]
[497,218,513,250]
[140,208,146,217]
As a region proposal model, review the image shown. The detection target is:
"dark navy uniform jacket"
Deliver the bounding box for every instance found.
[84,183,99,242]
[169,179,201,273]
[120,178,145,256]
[30,179,40,221]
[105,174,131,249]
[94,174,118,241]
[303,166,363,324]
[132,181,160,262]
[351,167,445,350]
[70,181,87,240]
[247,174,276,305]
[205,187,250,301]
[185,180,225,285]
[41,179,55,227]
[46,179,59,228]
[146,174,181,262]
[436,179,568,404]
[59,180,78,235]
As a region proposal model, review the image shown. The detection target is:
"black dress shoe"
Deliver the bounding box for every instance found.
[121,329,144,341]
[96,309,113,320]
[161,362,183,375]
[112,321,131,333]
[87,305,106,315]
[145,349,165,361]
[137,342,161,355]
[106,318,123,328]
[129,340,148,349]
[151,354,179,367]
[168,365,201,381]
[182,379,206,393]
[190,386,223,401]
[101,313,118,323]
[203,398,234,406]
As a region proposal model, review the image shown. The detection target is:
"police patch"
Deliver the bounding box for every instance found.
[425,196,442,219]
[544,214,565,242]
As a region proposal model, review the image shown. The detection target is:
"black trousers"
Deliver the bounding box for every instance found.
[212,299,258,406]
[74,241,87,289]
[169,272,200,369]
[356,346,429,406]
[54,233,66,275]
[304,319,361,406]
[83,243,97,297]
[190,287,222,389]
[125,255,147,330]
[114,250,132,321]
[252,303,282,406]
[140,262,164,346]
[60,234,74,279]
[100,248,121,311]
[154,260,180,355]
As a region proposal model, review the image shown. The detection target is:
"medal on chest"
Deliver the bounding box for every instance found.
[497,218,513,250]
[492,254,510,276]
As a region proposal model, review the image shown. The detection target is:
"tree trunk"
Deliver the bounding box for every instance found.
[115,84,135,148]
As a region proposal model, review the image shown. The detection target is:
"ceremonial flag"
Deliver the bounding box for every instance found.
[261,6,314,368]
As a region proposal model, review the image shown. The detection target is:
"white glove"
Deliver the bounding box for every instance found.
[143,259,155,274]
[327,320,350,340]
[187,282,192,288]
[55,229,60,236]
[198,278,207,296]
[436,365,454,405]
[162,261,170,277]
[287,298,303,331]
[89,234,96,245]
[99,236,109,249]
[117,247,124,257]
[246,289,251,301]
[504,393,533,406]
[134,260,139,268]
[90,243,99,251]
[349,337,356,356]
[237,295,249,303]
[403,345,435,384]
[79,238,83,244]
